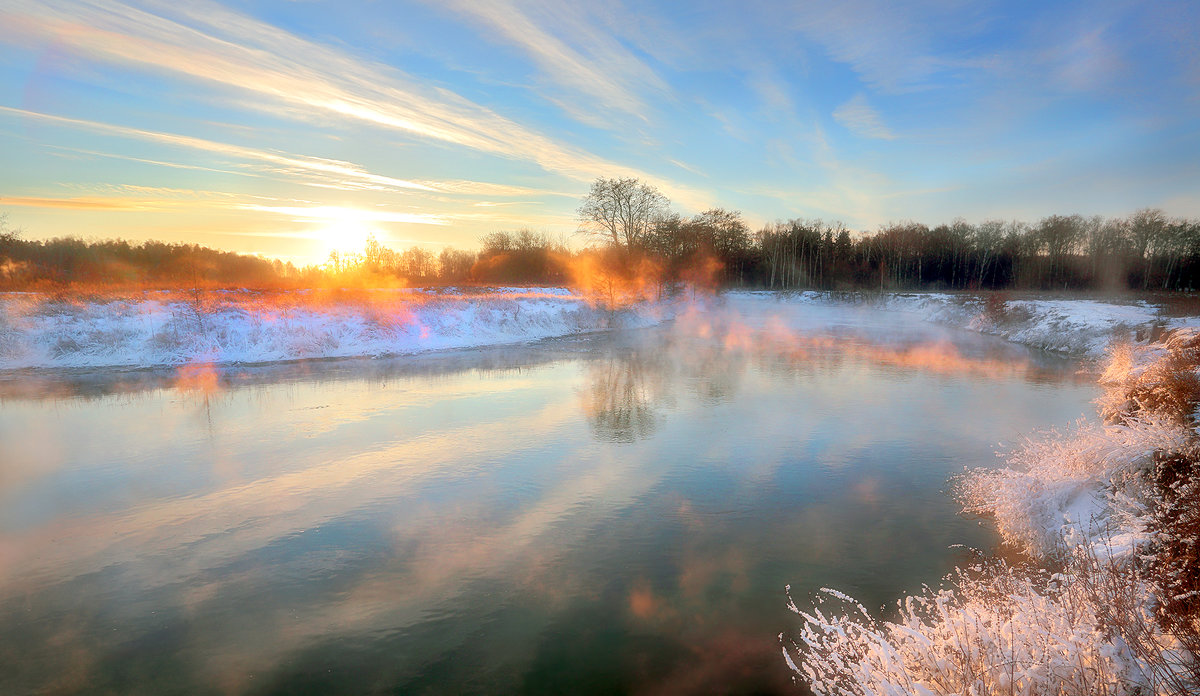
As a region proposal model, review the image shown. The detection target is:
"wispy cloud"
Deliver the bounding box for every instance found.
[239,205,449,227]
[3,106,579,212]
[0,196,184,211]
[781,0,987,94]
[0,106,435,194]
[427,0,671,123]
[785,1,936,92]
[424,180,576,199]
[668,159,706,177]
[0,0,714,211]
[37,143,262,179]
[833,94,896,140]
[0,2,619,182]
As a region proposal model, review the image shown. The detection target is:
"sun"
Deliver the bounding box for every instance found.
[314,218,376,259]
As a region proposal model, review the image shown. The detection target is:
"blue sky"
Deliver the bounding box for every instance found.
[1,0,1197,263]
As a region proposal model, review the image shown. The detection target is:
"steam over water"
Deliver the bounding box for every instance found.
[0,298,1097,694]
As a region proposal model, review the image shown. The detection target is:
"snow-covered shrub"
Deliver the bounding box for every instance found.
[786,560,1139,696]
[981,292,1033,328]
[954,416,1186,558]
[1065,524,1200,696]
[789,549,1200,695]
[1100,328,1200,425]
[1146,445,1200,655]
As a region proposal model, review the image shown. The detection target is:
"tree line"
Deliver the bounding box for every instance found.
[0,215,573,290]
[2,181,1199,292]
[576,177,1200,292]
[0,227,293,290]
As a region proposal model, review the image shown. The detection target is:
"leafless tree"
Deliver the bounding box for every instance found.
[577,177,670,254]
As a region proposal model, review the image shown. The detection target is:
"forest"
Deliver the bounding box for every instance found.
[2,179,1198,292]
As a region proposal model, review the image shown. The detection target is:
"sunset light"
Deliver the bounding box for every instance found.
[314,218,375,260]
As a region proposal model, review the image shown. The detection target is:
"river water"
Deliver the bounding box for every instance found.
[0,295,1098,694]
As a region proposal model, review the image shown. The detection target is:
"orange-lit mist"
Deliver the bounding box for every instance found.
[566,251,723,310]
[174,362,221,393]
[674,307,1082,382]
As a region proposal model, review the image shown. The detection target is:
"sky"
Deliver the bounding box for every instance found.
[0,0,1198,265]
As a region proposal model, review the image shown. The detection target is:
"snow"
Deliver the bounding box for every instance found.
[954,416,1184,557]
[872,293,1179,357]
[5,288,1198,371]
[0,288,674,370]
[716,290,1200,358]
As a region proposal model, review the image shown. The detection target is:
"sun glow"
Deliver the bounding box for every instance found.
[315,218,376,259]
[233,204,449,264]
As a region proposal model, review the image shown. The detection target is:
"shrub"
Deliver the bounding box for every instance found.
[1100,329,1200,425]
[786,560,1138,696]
[1147,445,1200,644]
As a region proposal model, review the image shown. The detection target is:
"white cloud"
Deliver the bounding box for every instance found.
[832,94,896,140]
[784,0,951,93]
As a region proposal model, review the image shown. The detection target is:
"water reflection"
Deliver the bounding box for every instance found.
[0,340,594,403]
[0,300,1099,695]
[583,354,663,443]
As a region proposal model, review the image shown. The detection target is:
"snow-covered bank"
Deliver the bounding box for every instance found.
[0,288,673,370]
[4,288,1197,371]
[882,293,1166,356]
[723,290,1199,358]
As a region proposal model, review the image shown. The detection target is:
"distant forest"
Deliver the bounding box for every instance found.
[2,196,1198,293]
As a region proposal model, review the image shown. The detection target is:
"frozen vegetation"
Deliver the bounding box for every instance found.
[785,326,1200,694]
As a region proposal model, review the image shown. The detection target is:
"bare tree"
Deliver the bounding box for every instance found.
[577,177,670,254]
[1130,208,1169,289]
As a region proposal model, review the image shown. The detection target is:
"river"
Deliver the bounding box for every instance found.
[0,294,1098,694]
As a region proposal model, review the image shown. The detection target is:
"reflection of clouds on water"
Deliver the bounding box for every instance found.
[0,361,685,692]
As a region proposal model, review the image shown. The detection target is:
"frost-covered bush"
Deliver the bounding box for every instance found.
[1100,328,1200,425]
[786,561,1139,696]
[981,292,1033,328]
[955,416,1187,558]
[1146,446,1200,652]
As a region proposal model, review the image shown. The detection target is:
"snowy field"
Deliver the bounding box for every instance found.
[1,287,1198,370]
[877,292,1186,356]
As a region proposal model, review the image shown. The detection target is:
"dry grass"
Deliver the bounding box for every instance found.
[1099,329,1200,425]
[1146,446,1200,650]
[1072,531,1200,696]
[982,291,1034,327]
